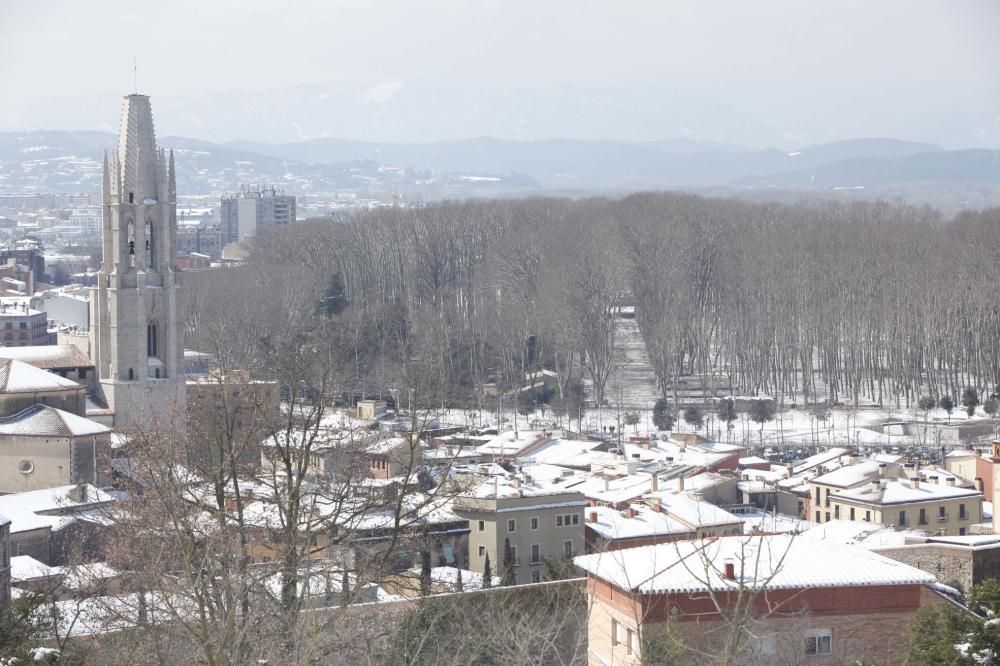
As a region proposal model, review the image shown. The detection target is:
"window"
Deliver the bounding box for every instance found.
[478,520,485,531]
[898,511,906,526]
[960,527,967,535]
[824,512,830,522]
[815,510,820,522]
[147,322,158,358]
[572,514,580,525]
[530,516,539,530]
[531,570,541,583]
[919,508,927,525]
[939,506,947,521]
[128,368,134,381]
[478,545,485,557]
[507,519,516,533]
[556,515,564,527]
[612,620,622,645]
[805,630,832,656]
[18,322,25,330]
[530,544,541,565]
[509,545,518,566]
[564,540,573,559]
[834,505,840,519]
[865,510,871,522]
[960,504,967,520]
[849,507,855,521]
[626,629,634,655]
[815,487,820,503]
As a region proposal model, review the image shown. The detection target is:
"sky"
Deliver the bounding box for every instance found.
[2,0,999,148]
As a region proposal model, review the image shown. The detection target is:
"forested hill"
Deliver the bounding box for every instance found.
[2,132,999,211]
[186,193,1000,415]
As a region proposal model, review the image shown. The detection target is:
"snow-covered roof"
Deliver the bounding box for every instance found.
[574,534,935,594]
[811,460,880,488]
[518,437,605,467]
[0,484,115,534]
[586,504,691,541]
[54,562,121,590]
[792,447,851,475]
[798,519,928,548]
[10,555,60,583]
[0,344,92,369]
[738,456,770,466]
[0,404,109,437]
[0,358,81,393]
[835,478,981,506]
[475,430,550,457]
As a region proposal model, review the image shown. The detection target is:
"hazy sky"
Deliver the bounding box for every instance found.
[2,0,999,148]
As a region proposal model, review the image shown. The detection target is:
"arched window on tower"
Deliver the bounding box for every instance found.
[147,322,158,358]
[145,218,154,270]
[127,218,136,269]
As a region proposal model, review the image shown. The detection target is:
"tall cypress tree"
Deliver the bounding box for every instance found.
[483,553,492,589]
[502,538,515,586]
[420,550,432,597]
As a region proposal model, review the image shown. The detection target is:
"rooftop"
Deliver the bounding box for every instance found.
[586,504,691,541]
[574,534,935,594]
[0,344,92,369]
[835,477,981,506]
[0,358,82,393]
[0,404,109,438]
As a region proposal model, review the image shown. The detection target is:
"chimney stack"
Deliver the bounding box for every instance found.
[946,477,956,487]
[910,476,920,490]
[588,511,598,524]
[677,476,685,492]
[650,474,659,493]
[723,559,736,580]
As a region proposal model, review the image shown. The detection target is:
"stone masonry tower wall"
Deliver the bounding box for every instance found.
[90,94,185,430]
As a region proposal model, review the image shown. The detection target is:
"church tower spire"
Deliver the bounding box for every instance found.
[91,94,185,430]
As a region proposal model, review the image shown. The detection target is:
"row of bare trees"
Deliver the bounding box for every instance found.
[228,194,1000,411]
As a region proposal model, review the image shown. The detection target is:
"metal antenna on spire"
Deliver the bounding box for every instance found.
[133,57,138,94]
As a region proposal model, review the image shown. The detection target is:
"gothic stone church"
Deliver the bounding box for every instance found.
[0,94,186,493]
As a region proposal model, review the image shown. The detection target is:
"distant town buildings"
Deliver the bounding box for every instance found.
[220,184,296,245]
[0,302,56,346]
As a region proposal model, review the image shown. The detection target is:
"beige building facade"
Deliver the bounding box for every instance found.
[455,486,586,585]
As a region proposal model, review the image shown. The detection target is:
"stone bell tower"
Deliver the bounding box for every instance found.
[90,94,185,429]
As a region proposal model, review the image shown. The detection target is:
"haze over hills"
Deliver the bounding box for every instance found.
[1,130,999,212]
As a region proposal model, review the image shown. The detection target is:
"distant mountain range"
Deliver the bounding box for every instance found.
[1,131,998,211]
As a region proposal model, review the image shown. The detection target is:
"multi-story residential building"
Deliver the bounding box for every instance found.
[808,460,881,523]
[220,184,296,246]
[0,303,54,346]
[454,475,586,585]
[575,534,938,666]
[827,474,982,536]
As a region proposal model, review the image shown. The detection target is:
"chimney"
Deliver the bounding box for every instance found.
[588,511,598,524]
[622,507,637,519]
[929,475,940,485]
[651,502,662,513]
[677,476,685,492]
[946,477,956,487]
[869,478,880,493]
[910,476,919,490]
[650,474,659,493]
[723,559,736,580]
[70,483,87,503]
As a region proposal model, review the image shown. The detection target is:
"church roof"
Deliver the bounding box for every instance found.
[0,404,110,438]
[0,358,81,393]
[0,345,92,370]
